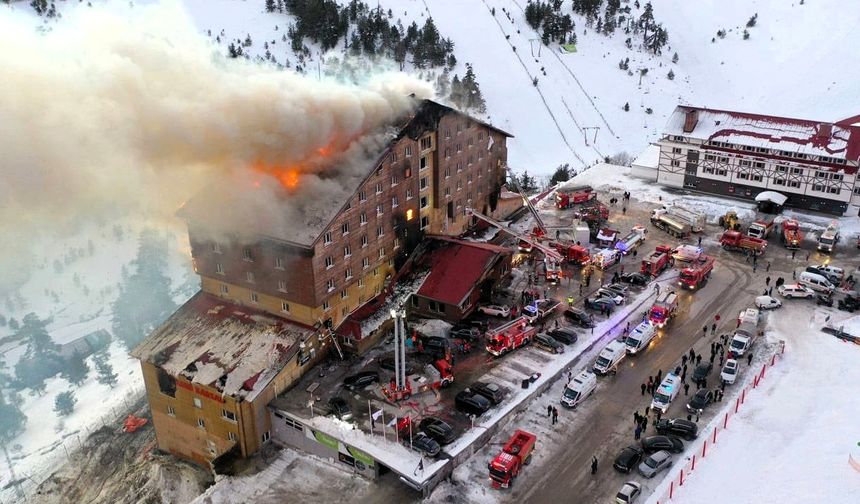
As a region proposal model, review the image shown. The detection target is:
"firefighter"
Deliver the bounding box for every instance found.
[567,295,575,307]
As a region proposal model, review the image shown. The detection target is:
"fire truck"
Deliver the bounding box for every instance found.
[486,317,537,357]
[554,242,590,265]
[720,230,767,255]
[678,255,715,289]
[747,217,775,239]
[523,299,561,324]
[591,248,621,270]
[488,430,537,489]
[381,359,454,402]
[648,291,678,328]
[573,201,609,223]
[781,219,803,249]
[650,209,692,238]
[555,185,596,209]
[640,245,673,277]
[615,225,648,255]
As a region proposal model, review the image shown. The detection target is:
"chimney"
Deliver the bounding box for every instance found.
[683,109,699,133]
[817,123,833,139]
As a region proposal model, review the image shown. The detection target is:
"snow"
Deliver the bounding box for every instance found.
[646,306,860,504]
[359,271,430,335]
[633,144,660,168]
[411,318,452,337]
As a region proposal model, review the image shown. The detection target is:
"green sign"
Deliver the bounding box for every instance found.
[347,446,375,467]
[313,430,339,451]
[561,44,577,53]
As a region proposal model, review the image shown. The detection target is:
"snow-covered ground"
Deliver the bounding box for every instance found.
[646,307,860,504]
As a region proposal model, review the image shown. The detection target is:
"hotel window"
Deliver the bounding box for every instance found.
[773,178,786,186]
[281,301,290,313]
[467,174,473,184]
[326,279,335,292]
[215,263,225,275]
[262,431,271,443]
[444,166,451,178]
[420,156,428,170]
[812,184,824,192]
[704,154,715,161]
[323,300,330,311]
[376,182,383,194]
[360,212,367,225]
[373,267,380,277]
[361,235,368,248]
[456,162,463,172]
[378,248,385,259]
[445,129,451,139]
[827,187,840,195]
[671,160,680,167]
[342,222,350,235]
[228,432,237,442]
[345,268,353,280]
[479,132,484,141]
[193,397,202,408]
[246,271,255,283]
[737,172,749,180]
[222,409,237,422]
[167,405,175,416]
[377,204,384,216]
[672,147,682,154]
[739,160,751,167]
[445,187,451,197]
[854,187,860,195]
[751,174,763,182]
[420,177,428,190]
[362,257,370,269]
[391,175,398,186]
[457,123,462,134]
[831,173,844,181]
[358,277,364,287]
[358,191,367,202]
[816,171,828,179]
[325,256,334,269]
[243,248,253,261]
[377,225,384,237]
[404,166,412,178]
[197,418,206,429]
[776,165,788,173]
[719,157,729,164]
[250,291,259,303]
[421,216,430,229]
[753,162,765,169]
[788,180,800,188]
[444,148,451,158]
[456,142,462,152]
[340,290,348,299]
[394,238,400,249]
[390,151,398,162]
[405,146,412,157]
[420,196,428,209]
[212,242,222,254]
[673,135,685,141]
[324,231,332,244]
[478,149,484,160]
[468,137,474,147]
[274,257,284,270]
[344,245,352,258]
[468,155,474,166]
[456,181,463,190]
[392,196,399,208]
[791,167,803,175]
[406,188,414,200]
[219,284,229,295]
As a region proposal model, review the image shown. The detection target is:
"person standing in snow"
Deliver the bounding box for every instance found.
[591,456,598,475]
[747,352,754,366]
[641,383,647,395]
[634,424,642,440]
[684,383,690,396]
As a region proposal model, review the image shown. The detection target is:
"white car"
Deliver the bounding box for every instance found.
[777,283,814,299]
[720,359,739,384]
[615,481,642,504]
[755,295,782,310]
[477,304,510,317]
[597,288,626,305]
[672,244,703,262]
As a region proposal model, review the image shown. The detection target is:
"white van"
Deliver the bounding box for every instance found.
[560,371,597,408]
[650,373,681,414]
[592,340,626,376]
[625,321,657,354]
[798,271,835,293]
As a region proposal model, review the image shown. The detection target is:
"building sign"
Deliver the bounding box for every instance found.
[313,430,339,451]
[175,380,225,403]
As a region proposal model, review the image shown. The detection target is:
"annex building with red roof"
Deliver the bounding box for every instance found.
[656,105,860,216]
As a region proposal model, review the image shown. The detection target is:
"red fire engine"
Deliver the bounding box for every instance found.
[488,430,537,489]
[648,291,678,328]
[555,185,596,209]
[640,245,673,277]
[678,255,715,289]
[485,317,537,357]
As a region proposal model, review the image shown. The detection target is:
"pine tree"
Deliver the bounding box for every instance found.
[449,74,464,109]
[672,52,679,64]
[640,2,655,44]
[61,351,89,386]
[667,69,675,80]
[550,164,571,185]
[93,351,118,388]
[746,13,758,28]
[623,102,630,112]
[265,0,276,12]
[0,392,26,442]
[743,29,750,40]
[460,64,486,114]
[54,391,76,416]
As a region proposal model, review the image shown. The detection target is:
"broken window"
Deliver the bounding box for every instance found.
[157,368,176,397]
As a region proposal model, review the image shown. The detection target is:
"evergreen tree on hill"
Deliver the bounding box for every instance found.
[93,350,118,388]
[54,391,76,416]
[550,164,572,185]
[0,392,26,442]
[61,351,90,386]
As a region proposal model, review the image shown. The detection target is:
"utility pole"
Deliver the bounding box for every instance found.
[529,38,542,58]
[583,127,600,146]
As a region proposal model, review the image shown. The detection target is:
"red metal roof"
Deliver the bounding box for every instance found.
[417,242,503,306]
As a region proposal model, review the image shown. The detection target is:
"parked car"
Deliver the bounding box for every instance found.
[686,389,714,413]
[613,445,644,473]
[328,397,353,420]
[378,357,417,375]
[817,293,834,307]
[408,432,441,458]
[547,327,579,345]
[640,435,684,454]
[620,272,650,286]
[343,371,380,391]
[534,333,565,354]
[418,416,456,445]
[692,362,713,382]
[778,283,814,299]
[655,418,699,440]
[470,381,506,405]
[807,265,844,284]
[477,304,511,317]
[615,481,642,504]
[604,283,630,296]
[755,295,782,310]
[720,359,739,384]
[637,450,673,478]
[455,390,492,416]
[449,327,481,340]
[421,336,449,356]
[564,308,595,327]
[597,288,626,305]
[584,297,615,313]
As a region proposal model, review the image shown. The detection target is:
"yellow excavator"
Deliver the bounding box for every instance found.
[719,210,742,231]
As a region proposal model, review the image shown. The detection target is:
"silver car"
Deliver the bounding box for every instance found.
[615,481,642,503]
[638,450,673,478]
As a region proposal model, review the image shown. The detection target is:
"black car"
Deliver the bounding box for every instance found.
[584,297,614,313]
[641,435,684,454]
[343,371,380,391]
[421,336,449,357]
[692,362,713,382]
[655,418,699,441]
[839,295,860,312]
[419,416,456,445]
[449,327,481,340]
[534,333,565,354]
[470,381,506,405]
[547,327,578,345]
[564,308,595,328]
[613,445,644,473]
[328,397,353,420]
[408,432,441,458]
[378,356,417,375]
[620,272,650,286]
[455,390,492,416]
[686,389,714,413]
[817,294,834,307]
[453,320,488,333]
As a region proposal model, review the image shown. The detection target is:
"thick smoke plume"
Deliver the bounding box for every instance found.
[0,2,433,289]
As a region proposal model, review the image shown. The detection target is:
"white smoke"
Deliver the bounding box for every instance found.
[0,2,433,289]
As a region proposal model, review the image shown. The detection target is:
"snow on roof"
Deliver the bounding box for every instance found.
[49,315,112,346]
[633,144,660,168]
[755,191,788,206]
[131,292,314,401]
[358,271,430,335]
[665,106,860,166]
